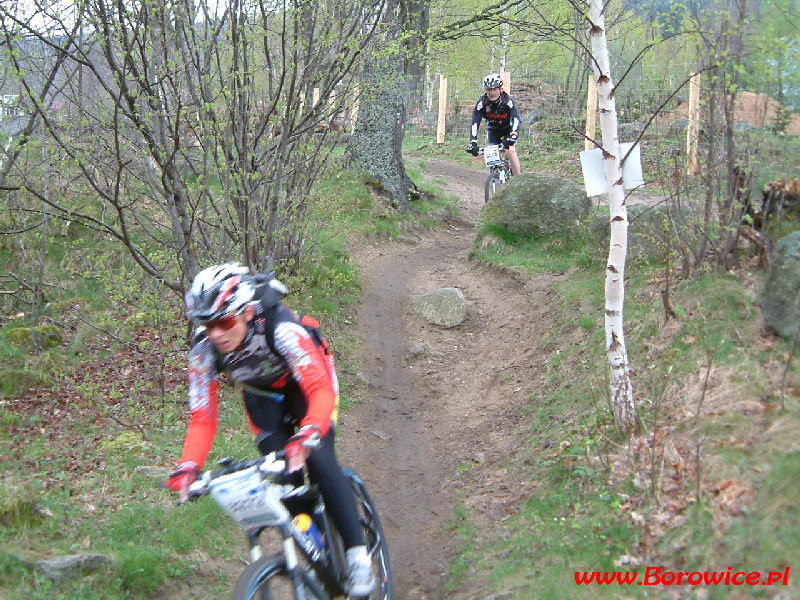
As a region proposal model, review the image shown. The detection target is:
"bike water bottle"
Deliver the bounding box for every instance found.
[293,513,325,551]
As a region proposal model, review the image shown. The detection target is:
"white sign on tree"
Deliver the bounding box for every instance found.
[579,143,644,197]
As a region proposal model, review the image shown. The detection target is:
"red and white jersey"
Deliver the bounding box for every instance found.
[178,302,338,467]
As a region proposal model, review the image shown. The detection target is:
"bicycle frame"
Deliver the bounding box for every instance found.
[482,144,511,182]
[187,455,349,597]
[479,144,512,203]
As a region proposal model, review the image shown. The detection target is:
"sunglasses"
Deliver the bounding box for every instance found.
[204,313,241,331]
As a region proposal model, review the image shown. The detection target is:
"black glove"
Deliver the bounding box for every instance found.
[502,133,517,149]
[467,141,479,156]
[163,461,199,493]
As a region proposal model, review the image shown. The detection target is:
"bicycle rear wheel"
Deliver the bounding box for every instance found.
[484,171,501,203]
[343,469,393,600]
[231,554,328,600]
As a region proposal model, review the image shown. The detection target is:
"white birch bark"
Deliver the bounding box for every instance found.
[587,0,635,430]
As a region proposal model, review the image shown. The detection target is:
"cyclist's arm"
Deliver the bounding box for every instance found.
[507,96,522,137]
[273,320,337,437]
[470,99,484,143]
[177,338,220,468]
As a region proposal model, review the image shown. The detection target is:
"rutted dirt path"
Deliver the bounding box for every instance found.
[338,161,558,599]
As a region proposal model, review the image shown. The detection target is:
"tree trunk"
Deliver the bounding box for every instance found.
[347,27,415,210]
[698,75,716,267]
[719,0,747,270]
[403,0,430,114]
[587,0,635,431]
[348,0,426,211]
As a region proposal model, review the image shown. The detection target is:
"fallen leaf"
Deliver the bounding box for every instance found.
[713,478,754,516]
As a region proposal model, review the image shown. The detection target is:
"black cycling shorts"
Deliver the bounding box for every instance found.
[487,127,514,145]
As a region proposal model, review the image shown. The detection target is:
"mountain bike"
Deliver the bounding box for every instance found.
[184,452,392,599]
[480,144,512,203]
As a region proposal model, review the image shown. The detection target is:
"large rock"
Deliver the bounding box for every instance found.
[410,288,467,328]
[477,173,591,237]
[588,203,702,262]
[760,231,800,340]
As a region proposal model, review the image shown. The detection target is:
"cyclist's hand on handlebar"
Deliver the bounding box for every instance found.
[467,141,479,156]
[502,133,518,149]
[163,461,199,503]
[285,425,321,473]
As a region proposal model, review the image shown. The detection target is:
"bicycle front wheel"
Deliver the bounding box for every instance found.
[343,469,393,600]
[231,554,328,600]
[484,171,501,203]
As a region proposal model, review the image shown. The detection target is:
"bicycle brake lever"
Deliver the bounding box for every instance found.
[255,451,286,475]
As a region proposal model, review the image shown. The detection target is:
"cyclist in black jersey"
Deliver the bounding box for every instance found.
[467,72,522,176]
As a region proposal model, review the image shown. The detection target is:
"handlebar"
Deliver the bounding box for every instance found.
[478,144,505,155]
[183,451,288,504]
[467,143,505,157]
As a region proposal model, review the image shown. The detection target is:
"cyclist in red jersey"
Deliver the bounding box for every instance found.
[164,263,376,597]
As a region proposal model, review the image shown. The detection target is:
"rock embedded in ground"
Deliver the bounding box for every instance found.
[407,342,427,357]
[134,465,172,479]
[32,554,113,581]
[410,287,467,328]
[477,172,590,237]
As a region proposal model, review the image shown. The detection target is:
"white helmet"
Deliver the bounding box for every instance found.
[185,263,255,323]
[483,73,503,90]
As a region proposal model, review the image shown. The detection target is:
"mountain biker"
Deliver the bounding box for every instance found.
[466,72,522,176]
[164,263,376,597]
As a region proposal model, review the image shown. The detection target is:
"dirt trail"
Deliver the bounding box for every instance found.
[338,161,557,599]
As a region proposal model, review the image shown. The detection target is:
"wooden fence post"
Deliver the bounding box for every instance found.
[585,74,598,151]
[436,74,447,144]
[501,71,511,94]
[686,72,701,175]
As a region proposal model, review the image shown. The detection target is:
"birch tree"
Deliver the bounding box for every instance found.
[587,0,635,430]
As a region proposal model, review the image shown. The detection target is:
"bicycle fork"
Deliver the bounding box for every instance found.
[284,537,311,599]
[246,527,313,599]
[247,529,264,562]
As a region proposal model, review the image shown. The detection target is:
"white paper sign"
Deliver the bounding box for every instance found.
[620,142,644,191]
[579,147,607,197]
[579,142,644,197]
